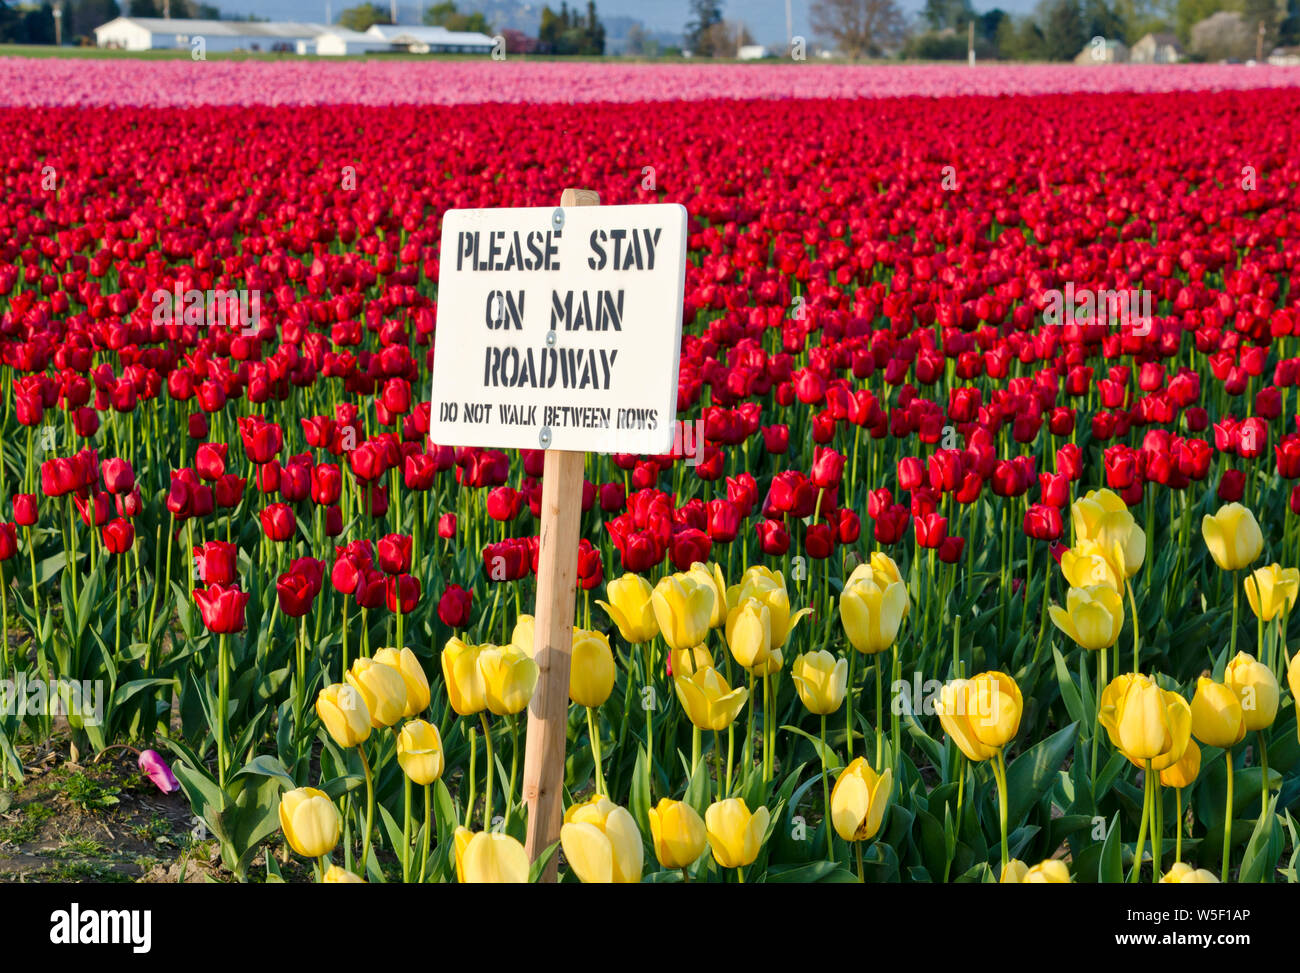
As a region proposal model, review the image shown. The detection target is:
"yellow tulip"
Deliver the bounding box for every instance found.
[1048,585,1124,651]
[1099,673,1192,769]
[839,574,907,654]
[440,637,487,716]
[936,679,999,762]
[1000,858,1071,882]
[1201,503,1263,572]
[452,825,474,883]
[278,787,340,858]
[651,573,715,652]
[477,644,539,716]
[322,865,364,883]
[373,646,430,717]
[669,643,713,677]
[396,719,445,786]
[1071,488,1145,577]
[1060,540,1124,591]
[315,682,371,748]
[1025,860,1072,883]
[561,796,644,883]
[725,597,772,668]
[1159,738,1201,789]
[1290,654,1300,742]
[830,756,892,842]
[1190,676,1246,748]
[999,859,1029,883]
[1161,862,1219,883]
[596,574,659,644]
[704,798,770,869]
[726,566,812,649]
[510,614,535,656]
[570,628,616,708]
[459,831,530,883]
[791,650,849,715]
[963,671,1023,749]
[1223,652,1279,731]
[674,665,749,731]
[846,552,910,619]
[345,656,408,728]
[687,561,729,628]
[647,798,707,869]
[1244,564,1300,622]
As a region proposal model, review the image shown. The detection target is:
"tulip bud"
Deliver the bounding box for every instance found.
[704,798,769,870]
[647,798,707,869]
[396,719,445,786]
[278,787,340,858]
[322,865,365,883]
[569,628,616,708]
[346,657,408,728]
[441,638,488,715]
[477,644,539,716]
[1190,676,1246,749]
[830,756,892,842]
[560,797,644,883]
[316,682,372,748]
[651,573,715,652]
[791,650,848,715]
[596,573,660,644]
[1201,503,1264,572]
[1222,653,1278,732]
[374,646,431,717]
[459,830,530,883]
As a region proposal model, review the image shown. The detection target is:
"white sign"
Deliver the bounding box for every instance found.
[428,203,688,455]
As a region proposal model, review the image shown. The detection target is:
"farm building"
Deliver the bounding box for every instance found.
[311,29,395,56]
[1130,32,1184,63]
[364,24,495,54]
[94,17,331,53]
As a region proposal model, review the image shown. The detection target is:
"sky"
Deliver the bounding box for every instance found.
[213,0,1043,47]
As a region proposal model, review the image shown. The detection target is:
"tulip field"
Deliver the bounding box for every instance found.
[3,59,1300,888]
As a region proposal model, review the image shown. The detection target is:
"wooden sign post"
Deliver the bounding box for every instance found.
[427,187,687,881]
[521,188,598,880]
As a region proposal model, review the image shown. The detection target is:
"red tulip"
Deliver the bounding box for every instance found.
[192,583,250,634]
[438,584,473,627]
[13,495,37,527]
[194,541,239,587]
[386,574,421,614]
[260,503,296,542]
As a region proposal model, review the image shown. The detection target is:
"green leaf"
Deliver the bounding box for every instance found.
[1238,796,1282,884]
[780,723,843,772]
[528,840,560,883]
[1052,646,1085,728]
[629,745,651,838]
[1004,722,1079,827]
[235,754,297,791]
[1099,812,1122,883]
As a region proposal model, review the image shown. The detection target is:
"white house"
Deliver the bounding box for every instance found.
[1131,32,1183,63]
[365,24,495,53]
[736,44,769,60]
[94,17,331,52]
[313,28,394,56]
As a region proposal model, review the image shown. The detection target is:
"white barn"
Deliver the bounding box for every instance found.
[365,24,495,53]
[312,28,394,56]
[94,17,331,53]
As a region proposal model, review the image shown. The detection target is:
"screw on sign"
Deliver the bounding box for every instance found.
[428,187,687,879]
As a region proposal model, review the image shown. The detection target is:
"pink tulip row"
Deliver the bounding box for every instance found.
[5,58,1300,108]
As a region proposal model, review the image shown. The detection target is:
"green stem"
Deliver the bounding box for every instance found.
[420,784,433,883]
[359,744,375,872]
[1131,760,1151,883]
[588,706,606,796]
[1223,747,1234,880]
[402,774,412,883]
[994,749,1009,872]
[479,712,495,828]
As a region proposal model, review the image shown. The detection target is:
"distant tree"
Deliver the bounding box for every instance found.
[995,12,1047,58]
[538,1,604,54]
[69,0,120,37]
[1281,0,1300,44]
[1173,0,1221,43]
[686,0,723,54]
[338,2,390,31]
[625,21,659,54]
[128,0,162,15]
[979,8,1008,41]
[923,0,974,31]
[1239,0,1279,53]
[500,27,537,52]
[424,1,489,33]
[23,2,56,42]
[1041,0,1085,58]
[1082,0,1125,39]
[1189,9,1254,58]
[810,0,906,57]
[698,18,752,56]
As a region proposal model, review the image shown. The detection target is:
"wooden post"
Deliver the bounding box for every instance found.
[522,187,599,880]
